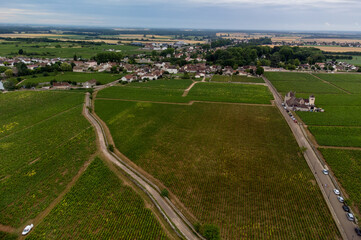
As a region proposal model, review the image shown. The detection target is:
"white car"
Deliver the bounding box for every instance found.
[347,213,355,222]
[333,189,340,195]
[22,224,33,236]
[322,169,329,175]
[337,196,344,203]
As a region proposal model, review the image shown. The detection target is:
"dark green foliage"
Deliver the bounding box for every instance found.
[94,52,123,63]
[202,224,220,240]
[160,189,169,198]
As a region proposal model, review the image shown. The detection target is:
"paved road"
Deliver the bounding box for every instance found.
[83,93,200,240]
[263,76,359,240]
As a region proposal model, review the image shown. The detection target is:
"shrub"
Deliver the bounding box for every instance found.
[160,189,169,198]
[202,224,220,240]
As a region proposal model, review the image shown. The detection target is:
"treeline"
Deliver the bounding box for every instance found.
[93,52,123,63]
[323,51,361,56]
[0,37,104,46]
[325,55,353,60]
[206,46,325,68]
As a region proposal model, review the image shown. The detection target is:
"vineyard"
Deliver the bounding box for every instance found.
[308,126,361,147]
[211,74,264,83]
[0,92,96,229]
[315,74,361,94]
[26,158,169,240]
[320,149,361,215]
[97,81,273,104]
[265,72,343,94]
[20,72,124,86]
[0,91,84,137]
[95,99,340,239]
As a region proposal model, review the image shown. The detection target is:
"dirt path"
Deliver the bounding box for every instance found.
[182,81,197,97]
[17,154,97,239]
[310,73,352,94]
[0,224,16,233]
[84,93,201,240]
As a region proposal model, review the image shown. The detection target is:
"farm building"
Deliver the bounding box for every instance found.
[284,91,315,111]
[52,82,71,90]
[83,79,97,88]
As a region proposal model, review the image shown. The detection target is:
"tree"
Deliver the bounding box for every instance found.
[73,54,78,61]
[4,69,13,78]
[60,62,72,72]
[18,49,24,55]
[256,66,264,76]
[15,62,30,76]
[202,224,220,240]
[3,80,16,91]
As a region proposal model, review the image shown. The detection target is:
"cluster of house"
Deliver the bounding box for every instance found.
[273,41,361,48]
[315,61,358,71]
[284,91,324,112]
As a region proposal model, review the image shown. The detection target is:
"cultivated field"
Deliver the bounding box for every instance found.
[320,149,361,214]
[264,72,343,94]
[95,99,340,239]
[26,158,169,240]
[97,80,273,104]
[0,91,96,229]
[0,40,143,58]
[315,73,361,94]
[19,72,124,86]
[211,74,264,83]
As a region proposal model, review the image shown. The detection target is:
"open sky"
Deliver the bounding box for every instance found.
[0,0,360,31]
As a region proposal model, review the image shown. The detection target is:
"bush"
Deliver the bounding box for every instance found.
[108,144,114,152]
[202,224,220,240]
[160,189,169,198]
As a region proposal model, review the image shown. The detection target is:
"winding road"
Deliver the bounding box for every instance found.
[83,92,200,240]
[263,75,358,240]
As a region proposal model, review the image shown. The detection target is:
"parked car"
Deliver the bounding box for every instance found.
[294,120,298,123]
[342,205,350,212]
[346,213,355,222]
[322,169,329,175]
[355,227,361,236]
[333,189,340,195]
[22,224,34,236]
[337,196,344,203]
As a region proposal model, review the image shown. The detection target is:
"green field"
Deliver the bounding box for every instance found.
[308,126,361,147]
[95,99,340,239]
[265,72,343,94]
[0,40,144,58]
[97,81,273,104]
[320,149,361,212]
[0,91,96,228]
[315,73,361,94]
[20,72,124,86]
[329,56,361,66]
[26,158,169,240]
[211,74,264,83]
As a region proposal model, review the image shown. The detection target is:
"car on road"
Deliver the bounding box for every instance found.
[342,205,350,212]
[294,120,298,123]
[322,169,329,175]
[22,224,34,236]
[355,227,361,236]
[346,213,355,222]
[333,189,340,195]
[337,196,344,203]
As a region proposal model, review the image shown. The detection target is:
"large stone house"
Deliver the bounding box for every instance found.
[284,91,315,111]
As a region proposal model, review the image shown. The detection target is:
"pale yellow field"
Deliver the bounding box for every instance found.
[302,38,361,43]
[304,46,361,52]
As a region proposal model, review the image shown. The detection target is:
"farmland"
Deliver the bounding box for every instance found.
[95,98,340,239]
[26,158,169,240]
[0,40,144,58]
[320,149,361,214]
[97,80,273,104]
[264,72,343,94]
[19,72,124,86]
[0,91,96,229]
[211,74,264,83]
[315,73,361,94]
[308,126,361,147]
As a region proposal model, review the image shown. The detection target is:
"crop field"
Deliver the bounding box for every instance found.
[264,72,343,94]
[211,74,264,83]
[26,158,168,240]
[20,72,124,85]
[315,73,361,94]
[97,81,273,104]
[0,40,144,58]
[187,83,272,104]
[320,149,361,213]
[0,91,84,137]
[95,100,340,239]
[0,91,96,228]
[308,126,361,147]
